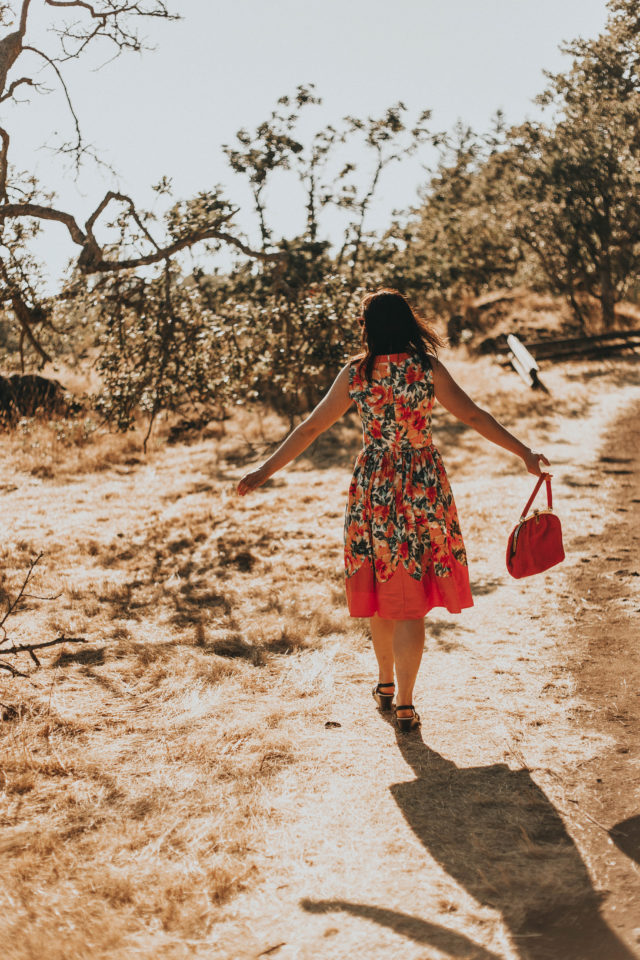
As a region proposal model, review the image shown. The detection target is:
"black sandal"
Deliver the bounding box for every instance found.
[394,704,421,732]
[372,681,395,711]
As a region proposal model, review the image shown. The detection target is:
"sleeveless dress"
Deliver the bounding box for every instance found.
[344,349,473,619]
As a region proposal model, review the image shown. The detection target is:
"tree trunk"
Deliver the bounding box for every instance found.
[599,255,616,330]
[598,197,616,330]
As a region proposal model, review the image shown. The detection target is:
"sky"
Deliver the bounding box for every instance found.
[8,0,611,292]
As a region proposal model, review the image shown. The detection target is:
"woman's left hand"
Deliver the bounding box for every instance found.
[237,465,270,496]
[524,448,552,477]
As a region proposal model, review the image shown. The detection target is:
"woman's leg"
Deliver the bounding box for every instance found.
[369,613,395,686]
[394,617,425,717]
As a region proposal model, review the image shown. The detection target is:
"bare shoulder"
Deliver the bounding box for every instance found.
[303,360,354,433]
[427,355,447,381]
[429,356,479,418]
[429,356,460,383]
[338,360,354,382]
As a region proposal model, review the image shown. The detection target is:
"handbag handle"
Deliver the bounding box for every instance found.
[520,474,552,520]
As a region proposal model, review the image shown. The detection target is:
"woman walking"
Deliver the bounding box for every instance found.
[237,289,549,731]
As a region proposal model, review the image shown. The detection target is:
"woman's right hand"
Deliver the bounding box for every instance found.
[523,448,551,477]
[237,464,270,496]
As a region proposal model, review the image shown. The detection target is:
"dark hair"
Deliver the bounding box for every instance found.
[351,287,445,381]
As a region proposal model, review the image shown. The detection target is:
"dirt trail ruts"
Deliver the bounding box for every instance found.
[549,402,640,947]
[210,383,640,960]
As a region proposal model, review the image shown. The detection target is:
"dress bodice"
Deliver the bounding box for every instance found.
[348,351,434,454]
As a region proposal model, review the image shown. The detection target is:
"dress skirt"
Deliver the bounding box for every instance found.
[343,441,474,620]
[345,554,473,619]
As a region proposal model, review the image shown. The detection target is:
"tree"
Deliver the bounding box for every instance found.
[388,116,525,311]
[0,5,439,430]
[0,0,277,369]
[209,96,433,425]
[389,0,640,328]
[503,0,640,328]
[334,104,432,280]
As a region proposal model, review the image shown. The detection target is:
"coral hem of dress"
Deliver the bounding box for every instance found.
[345,557,473,619]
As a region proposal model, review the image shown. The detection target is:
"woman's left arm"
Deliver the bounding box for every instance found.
[236,363,353,496]
[431,358,551,476]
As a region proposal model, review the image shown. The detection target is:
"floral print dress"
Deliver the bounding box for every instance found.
[344,350,473,619]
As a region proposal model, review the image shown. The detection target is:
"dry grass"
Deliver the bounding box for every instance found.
[1,346,639,959]
[0,396,365,958]
[460,285,640,342]
[0,416,147,479]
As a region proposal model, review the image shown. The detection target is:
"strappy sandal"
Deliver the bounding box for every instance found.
[394,704,421,732]
[372,681,395,711]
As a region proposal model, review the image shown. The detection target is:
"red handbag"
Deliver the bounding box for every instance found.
[506,475,565,579]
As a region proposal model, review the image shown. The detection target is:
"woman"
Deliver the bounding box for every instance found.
[237,289,549,731]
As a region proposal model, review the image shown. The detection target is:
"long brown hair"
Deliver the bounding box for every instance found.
[351,287,444,381]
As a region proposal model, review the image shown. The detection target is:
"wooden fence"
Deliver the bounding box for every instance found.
[525,328,640,362]
[505,328,640,388]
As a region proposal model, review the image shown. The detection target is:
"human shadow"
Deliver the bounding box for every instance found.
[303,732,635,960]
[386,733,633,960]
[301,898,502,959]
[610,815,640,865]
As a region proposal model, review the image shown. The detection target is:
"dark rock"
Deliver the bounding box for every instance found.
[0,373,81,425]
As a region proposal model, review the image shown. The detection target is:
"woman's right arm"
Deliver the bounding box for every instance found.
[430,358,550,476]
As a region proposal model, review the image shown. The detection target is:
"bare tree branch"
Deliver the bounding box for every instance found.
[45,0,103,13]
[19,0,33,35]
[0,660,28,677]
[0,552,43,638]
[0,1,30,95]
[45,0,175,17]
[22,45,83,169]
[0,74,35,102]
[0,125,9,199]
[95,228,284,270]
[0,197,284,272]
[0,33,23,94]
[0,260,52,363]
[0,635,86,658]
[0,202,86,244]
[43,0,180,62]
[10,291,52,363]
[84,189,162,252]
[0,552,86,677]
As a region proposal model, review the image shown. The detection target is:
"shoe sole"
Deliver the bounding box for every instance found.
[396,719,421,732]
[372,693,394,711]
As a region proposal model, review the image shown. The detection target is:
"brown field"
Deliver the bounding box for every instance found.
[1,348,639,960]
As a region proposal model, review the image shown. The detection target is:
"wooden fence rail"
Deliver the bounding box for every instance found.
[504,328,640,388]
[525,328,640,361]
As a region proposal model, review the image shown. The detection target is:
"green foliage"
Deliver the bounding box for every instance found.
[202,270,365,418]
[89,266,224,432]
[75,259,367,434]
[81,92,430,431]
[396,0,640,328]
[164,188,236,242]
[505,0,640,327]
[388,117,526,308]
[222,85,318,249]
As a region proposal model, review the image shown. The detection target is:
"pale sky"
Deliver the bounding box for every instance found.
[9,0,610,291]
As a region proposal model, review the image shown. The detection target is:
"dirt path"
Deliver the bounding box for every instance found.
[210,375,640,960]
[552,403,640,945]
[1,358,639,960]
